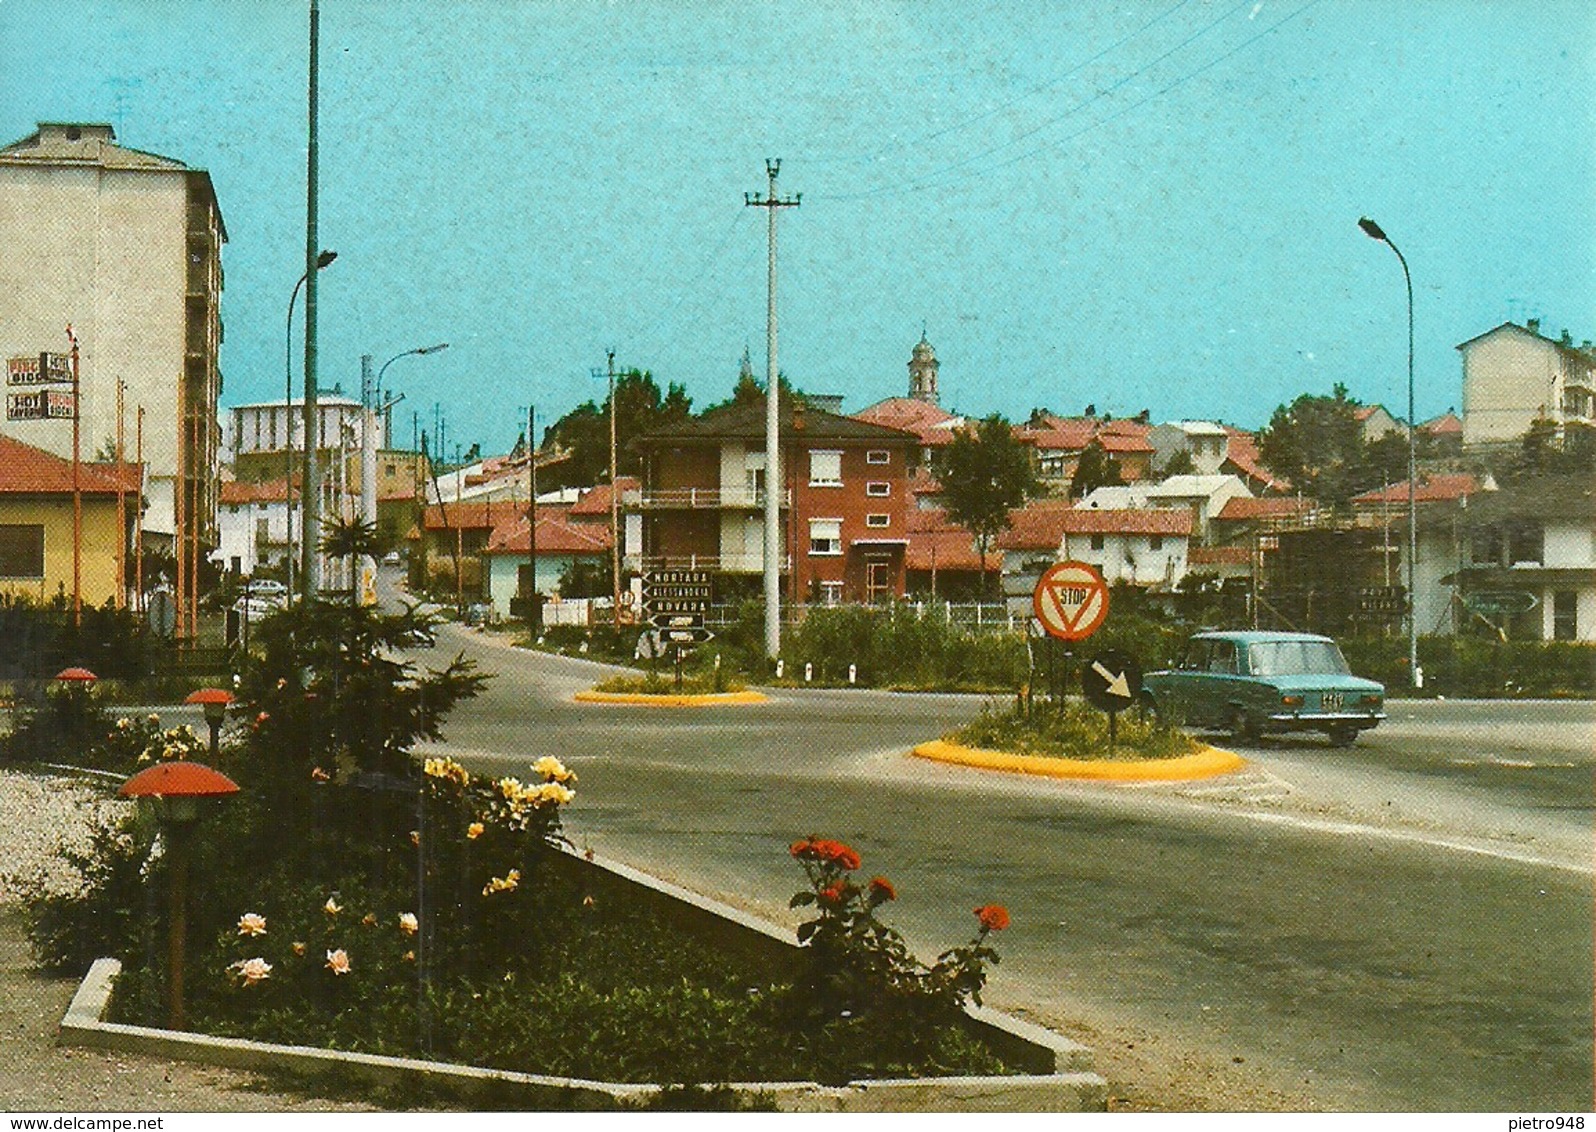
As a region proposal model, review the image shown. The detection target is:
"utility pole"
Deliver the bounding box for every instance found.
[299,0,322,599]
[360,353,377,606]
[115,378,126,607]
[526,404,539,636]
[604,350,621,629]
[66,326,82,627]
[745,159,800,660]
[135,407,145,612]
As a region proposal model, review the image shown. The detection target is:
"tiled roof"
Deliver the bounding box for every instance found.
[220,478,291,506]
[852,398,963,446]
[640,395,916,445]
[1419,411,1463,435]
[484,514,612,555]
[905,526,996,572]
[1215,496,1312,521]
[420,500,528,531]
[0,435,140,495]
[0,123,187,172]
[1093,432,1154,455]
[1189,545,1252,566]
[1016,418,1096,452]
[1222,428,1289,492]
[570,477,639,516]
[1351,474,1479,505]
[995,503,1191,550]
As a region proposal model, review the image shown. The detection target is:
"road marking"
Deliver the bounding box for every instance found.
[1239,809,1591,874]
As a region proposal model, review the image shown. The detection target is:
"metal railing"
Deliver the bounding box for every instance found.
[623,487,791,509]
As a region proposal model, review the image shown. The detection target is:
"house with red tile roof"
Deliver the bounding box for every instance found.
[482,510,614,618]
[0,434,142,606]
[1221,427,1290,494]
[995,500,1193,602]
[903,506,997,599]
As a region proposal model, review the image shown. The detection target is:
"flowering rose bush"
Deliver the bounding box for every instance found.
[787,835,1008,1025]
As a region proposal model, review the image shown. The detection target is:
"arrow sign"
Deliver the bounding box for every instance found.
[1090,660,1132,700]
[1081,649,1142,715]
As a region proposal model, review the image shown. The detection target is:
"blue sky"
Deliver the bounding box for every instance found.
[2,1,1591,458]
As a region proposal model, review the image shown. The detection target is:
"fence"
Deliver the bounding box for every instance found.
[698,600,1020,634]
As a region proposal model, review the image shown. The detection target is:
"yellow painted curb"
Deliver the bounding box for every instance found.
[912,739,1247,783]
[573,689,768,707]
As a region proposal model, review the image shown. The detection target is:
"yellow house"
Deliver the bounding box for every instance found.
[0,434,140,607]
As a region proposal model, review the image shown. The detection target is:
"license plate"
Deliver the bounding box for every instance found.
[1322,692,1344,711]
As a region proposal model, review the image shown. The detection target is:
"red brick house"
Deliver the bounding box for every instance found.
[628,395,917,605]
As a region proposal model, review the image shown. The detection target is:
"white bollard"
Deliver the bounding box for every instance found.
[578,640,588,654]
[776,659,785,679]
[715,653,722,669]
[848,664,857,684]
[805,662,813,683]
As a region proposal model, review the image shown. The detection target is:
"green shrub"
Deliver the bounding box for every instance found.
[1339,636,1596,698]
[950,699,1200,762]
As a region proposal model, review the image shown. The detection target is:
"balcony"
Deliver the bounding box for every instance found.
[626,553,791,575]
[623,487,790,510]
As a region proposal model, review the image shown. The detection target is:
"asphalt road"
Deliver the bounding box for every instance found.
[412,619,1593,1112]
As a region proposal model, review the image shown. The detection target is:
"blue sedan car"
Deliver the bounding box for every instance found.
[1142,630,1385,746]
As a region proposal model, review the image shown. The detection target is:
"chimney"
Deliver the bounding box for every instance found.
[1561,329,1573,346]
[1526,317,1541,336]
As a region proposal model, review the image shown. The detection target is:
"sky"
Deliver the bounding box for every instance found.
[2,1,1592,460]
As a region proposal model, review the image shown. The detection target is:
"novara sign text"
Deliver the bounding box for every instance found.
[1032,560,1110,642]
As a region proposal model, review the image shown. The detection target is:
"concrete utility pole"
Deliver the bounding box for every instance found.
[606,350,621,629]
[745,159,800,659]
[300,0,322,599]
[526,404,539,636]
[66,326,82,627]
[360,353,377,604]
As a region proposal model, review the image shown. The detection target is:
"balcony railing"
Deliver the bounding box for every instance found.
[623,487,790,509]
[625,553,792,574]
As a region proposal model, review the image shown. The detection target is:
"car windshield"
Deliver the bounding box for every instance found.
[1247,640,1351,676]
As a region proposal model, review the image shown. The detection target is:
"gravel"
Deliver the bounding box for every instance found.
[0,770,131,906]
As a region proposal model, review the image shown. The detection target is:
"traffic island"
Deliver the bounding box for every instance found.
[572,688,768,707]
[912,738,1247,783]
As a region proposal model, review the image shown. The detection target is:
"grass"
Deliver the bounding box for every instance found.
[949,699,1202,762]
[591,672,745,695]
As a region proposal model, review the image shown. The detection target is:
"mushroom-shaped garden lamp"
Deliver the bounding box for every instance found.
[120,760,240,1029]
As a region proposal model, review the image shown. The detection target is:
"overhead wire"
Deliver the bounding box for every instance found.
[812,0,1317,204]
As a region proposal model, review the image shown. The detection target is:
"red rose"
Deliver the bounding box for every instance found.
[818,882,848,906]
[868,876,897,902]
[974,904,1010,932]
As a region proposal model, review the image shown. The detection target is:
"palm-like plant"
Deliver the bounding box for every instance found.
[319,516,386,604]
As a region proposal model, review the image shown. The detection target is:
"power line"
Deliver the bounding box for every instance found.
[814,0,1317,205]
[799,0,1194,169]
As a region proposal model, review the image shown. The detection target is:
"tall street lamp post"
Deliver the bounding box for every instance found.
[1359,216,1420,688]
[376,343,447,443]
[286,250,337,598]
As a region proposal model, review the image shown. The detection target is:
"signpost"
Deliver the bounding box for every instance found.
[1030,561,1110,707]
[641,570,714,689]
[1081,648,1142,747]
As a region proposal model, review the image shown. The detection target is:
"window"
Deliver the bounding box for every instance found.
[1508,523,1543,566]
[0,524,44,577]
[866,514,890,528]
[809,450,842,486]
[821,580,844,606]
[809,519,842,556]
[1089,534,1106,551]
[1149,535,1164,550]
[1553,591,1578,641]
[866,481,890,497]
[866,450,890,465]
[1206,640,1238,674]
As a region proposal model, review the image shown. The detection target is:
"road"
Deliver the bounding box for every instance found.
[409,617,1593,1112]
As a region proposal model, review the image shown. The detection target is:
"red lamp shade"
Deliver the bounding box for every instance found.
[54,667,98,683]
[183,688,234,707]
[120,760,240,800]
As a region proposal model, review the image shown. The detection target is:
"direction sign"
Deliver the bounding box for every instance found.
[1081,650,1142,714]
[1464,591,1538,616]
[642,569,712,626]
[1032,560,1110,641]
[665,627,715,644]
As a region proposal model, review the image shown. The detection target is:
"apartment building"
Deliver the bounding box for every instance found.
[0,122,224,632]
[1458,320,1596,446]
[629,395,917,605]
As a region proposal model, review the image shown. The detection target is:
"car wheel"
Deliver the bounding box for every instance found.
[1327,725,1357,748]
[1227,707,1259,745]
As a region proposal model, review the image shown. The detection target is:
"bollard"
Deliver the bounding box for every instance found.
[714,653,722,669]
[578,640,588,654]
[805,662,813,683]
[848,663,856,685]
[776,659,785,679]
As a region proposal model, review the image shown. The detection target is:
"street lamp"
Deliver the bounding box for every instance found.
[286,250,337,598]
[377,343,449,439]
[183,687,234,760]
[1358,216,1420,688]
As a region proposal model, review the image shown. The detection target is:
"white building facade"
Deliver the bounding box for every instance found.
[1459,321,1596,446]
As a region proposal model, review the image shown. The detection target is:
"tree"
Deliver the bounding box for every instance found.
[1069,442,1124,499]
[1158,449,1196,478]
[934,415,1038,598]
[543,368,693,488]
[1257,383,1368,505]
